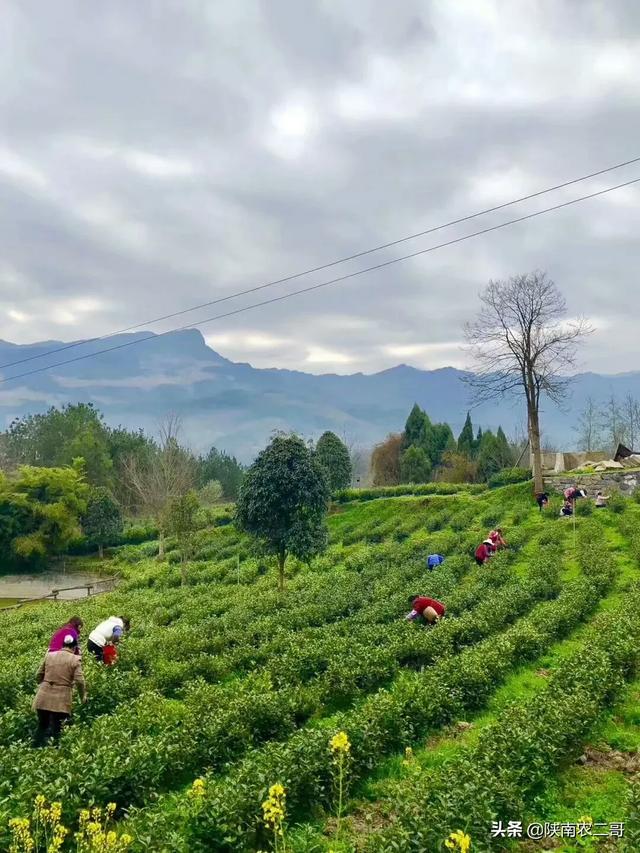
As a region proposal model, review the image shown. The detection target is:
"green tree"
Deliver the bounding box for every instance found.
[236,435,329,592]
[428,423,455,468]
[403,404,429,449]
[5,404,113,486]
[457,412,475,456]
[81,486,123,559]
[475,427,515,482]
[167,490,201,584]
[315,431,352,491]
[0,462,88,567]
[199,479,224,506]
[400,446,432,483]
[473,427,483,457]
[198,447,244,499]
[436,451,477,483]
[496,427,513,466]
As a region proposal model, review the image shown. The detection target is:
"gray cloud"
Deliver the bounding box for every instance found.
[1,0,640,377]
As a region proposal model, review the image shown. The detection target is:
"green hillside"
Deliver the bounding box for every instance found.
[2,484,640,852]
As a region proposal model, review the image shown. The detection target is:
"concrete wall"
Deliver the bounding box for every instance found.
[538,451,609,473]
[546,471,640,496]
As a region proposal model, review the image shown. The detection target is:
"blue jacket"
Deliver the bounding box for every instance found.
[427,554,445,570]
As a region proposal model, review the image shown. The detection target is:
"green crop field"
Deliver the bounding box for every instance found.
[2,483,640,852]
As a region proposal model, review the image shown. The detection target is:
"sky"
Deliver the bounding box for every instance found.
[1,0,640,377]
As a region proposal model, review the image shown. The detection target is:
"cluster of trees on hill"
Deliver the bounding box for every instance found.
[0,403,244,506]
[371,404,514,485]
[0,403,246,571]
[575,394,640,454]
[0,404,355,573]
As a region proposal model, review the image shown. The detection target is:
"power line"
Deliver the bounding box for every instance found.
[2,153,640,372]
[2,173,638,387]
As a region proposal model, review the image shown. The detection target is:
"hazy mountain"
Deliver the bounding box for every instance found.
[0,330,637,462]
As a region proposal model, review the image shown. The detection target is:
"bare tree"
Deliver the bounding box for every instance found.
[464,271,591,494]
[574,396,604,453]
[122,414,196,556]
[602,395,626,453]
[622,394,640,451]
[339,431,371,487]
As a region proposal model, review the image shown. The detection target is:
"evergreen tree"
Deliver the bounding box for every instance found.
[429,423,455,468]
[473,427,484,457]
[400,446,432,483]
[403,404,428,449]
[457,412,474,456]
[476,430,514,481]
[315,432,352,491]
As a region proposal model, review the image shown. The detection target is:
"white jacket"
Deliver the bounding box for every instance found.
[89,616,124,648]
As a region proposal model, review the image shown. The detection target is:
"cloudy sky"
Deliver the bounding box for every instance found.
[2,0,640,377]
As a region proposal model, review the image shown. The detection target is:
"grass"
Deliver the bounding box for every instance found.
[287,508,640,851]
[3,484,640,853]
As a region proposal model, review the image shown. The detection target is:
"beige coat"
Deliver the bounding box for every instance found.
[33,649,86,714]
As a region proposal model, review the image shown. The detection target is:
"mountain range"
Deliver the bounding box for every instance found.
[0,330,637,462]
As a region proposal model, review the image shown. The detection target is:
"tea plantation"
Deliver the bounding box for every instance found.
[2,483,640,852]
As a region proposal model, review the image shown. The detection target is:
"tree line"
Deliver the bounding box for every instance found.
[0,400,353,574]
[0,403,245,506]
[370,404,515,486]
[575,394,640,454]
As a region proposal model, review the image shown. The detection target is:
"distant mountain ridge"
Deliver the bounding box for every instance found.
[0,330,637,462]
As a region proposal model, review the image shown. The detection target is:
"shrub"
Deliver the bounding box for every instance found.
[575,499,593,516]
[488,468,532,488]
[608,493,627,514]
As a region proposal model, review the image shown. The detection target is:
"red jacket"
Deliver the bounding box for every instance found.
[412,597,446,618]
[475,543,492,561]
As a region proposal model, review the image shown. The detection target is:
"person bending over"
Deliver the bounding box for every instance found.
[87,615,130,663]
[475,539,495,566]
[48,615,83,655]
[426,554,445,571]
[405,595,446,625]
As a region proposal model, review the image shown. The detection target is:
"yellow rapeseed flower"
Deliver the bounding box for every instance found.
[48,802,63,825]
[47,823,68,853]
[106,802,117,817]
[9,816,35,853]
[329,731,351,754]
[445,829,471,852]
[189,777,206,799]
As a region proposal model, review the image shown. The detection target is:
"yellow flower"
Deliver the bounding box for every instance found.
[120,834,133,848]
[330,731,351,754]
[578,815,593,825]
[189,777,206,799]
[261,782,286,832]
[106,802,117,817]
[47,824,68,853]
[445,830,471,852]
[9,817,35,853]
[48,802,63,825]
[79,809,90,826]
